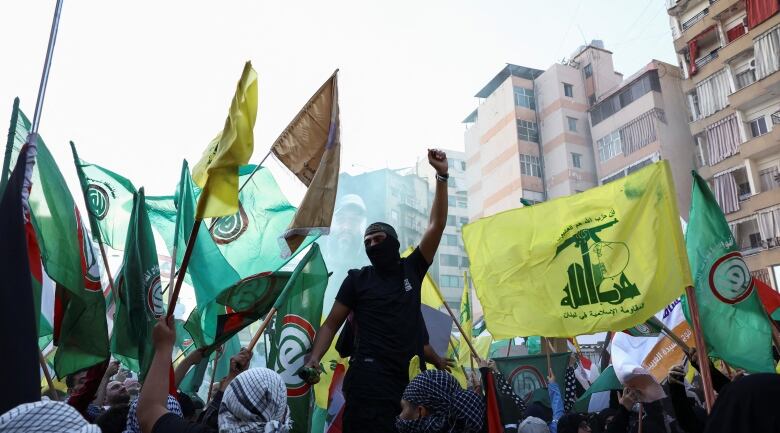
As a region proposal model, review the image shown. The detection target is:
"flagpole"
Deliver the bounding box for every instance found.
[206,349,222,404]
[39,349,59,401]
[440,298,482,361]
[28,0,64,138]
[683,285,715,413]
[166,221,201,317]
[247,308,277,352]
[599,332,613,371]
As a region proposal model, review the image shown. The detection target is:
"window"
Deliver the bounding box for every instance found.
[522,189,545,203]
[459,217,469,225]
[517,120,539,143]
[448,195,456,206]
[567,116,578,132]
[447,215,456,226]
[597,131,622,162]
[571,152,582,168]
[519,154,542,177]
[601,171,625,185]
[513,87,536,110]
[461,256,469,267]
[759,167,780,192]
[457,197,468,208]
[750,116,769,137]
[563,83,574,97]
[441,254,459,266]
[444,234,458,246]
[584,64,593,78]
[390,209,399,222]
[590,70,661,125]
[439,275,463,288]
[735,68,756,89]
[460,161,466,170]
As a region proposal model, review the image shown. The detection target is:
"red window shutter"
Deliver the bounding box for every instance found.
[688,38,699,76]
[726,24,746,42]
[746,0,780,29]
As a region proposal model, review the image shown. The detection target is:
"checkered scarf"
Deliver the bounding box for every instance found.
[397,370,484,433]
[123,395,182,433]
[218,368,291,433]
[0,401,101,432]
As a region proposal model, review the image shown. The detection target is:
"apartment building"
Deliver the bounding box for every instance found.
[589,60,696,216]
[668,0,780,288]
[416,150,471,307]
[464,42,695,216]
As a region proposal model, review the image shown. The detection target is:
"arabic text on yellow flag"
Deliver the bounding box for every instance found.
[272,71,341,257]
[193,62,258,218]
[462,161,691,338]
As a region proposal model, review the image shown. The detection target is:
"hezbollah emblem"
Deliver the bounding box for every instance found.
[556,217,640,309]
[210,202,249,244]
[708,251,753,304]
[508,365,547,402]
[86,183,110,220]
[144,266,164,318]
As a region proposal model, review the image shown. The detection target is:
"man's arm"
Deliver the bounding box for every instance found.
[303,301,351,370]
[94,360,119,406]
[419,149,448,264]
[174,348,205,387]
[138,317,176,433]
[423,344,452,371]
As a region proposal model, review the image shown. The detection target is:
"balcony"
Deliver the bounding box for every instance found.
[683,8,710,31]
[727,187,780,222]
[729,66,780,110]
[698,123,780,180]
[708,0,736,19]
[745,246,780,273]
[690,106,734,136]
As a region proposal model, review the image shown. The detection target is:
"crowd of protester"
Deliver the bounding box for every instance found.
[1,316,777,433]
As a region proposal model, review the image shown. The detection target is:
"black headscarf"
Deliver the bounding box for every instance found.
[558,413,588,433]
[703,373,780,433]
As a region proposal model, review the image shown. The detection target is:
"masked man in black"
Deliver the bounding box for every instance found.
[303,149,451,433]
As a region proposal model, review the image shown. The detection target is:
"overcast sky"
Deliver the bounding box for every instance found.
[1,0,676,202]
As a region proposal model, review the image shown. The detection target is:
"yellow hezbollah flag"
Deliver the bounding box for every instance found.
[459,271,472,341]
[463,161,691,338]
[193,62,258,218]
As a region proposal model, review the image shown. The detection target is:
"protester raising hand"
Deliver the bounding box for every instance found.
[617,388,638,411]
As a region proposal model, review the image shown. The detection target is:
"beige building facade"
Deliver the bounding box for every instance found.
[668,0,780,288]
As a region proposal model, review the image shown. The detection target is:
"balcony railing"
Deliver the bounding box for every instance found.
[682,8,709,30]
[695,49,719,69]
[772,110,780,125]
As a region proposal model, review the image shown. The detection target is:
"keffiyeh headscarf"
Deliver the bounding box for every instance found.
[218,368,291,433]
[397,370,485,433]
[123,395,182,433]
[0,401,101,432]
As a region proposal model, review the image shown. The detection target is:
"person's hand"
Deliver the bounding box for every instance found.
[618,388,639,410]
[186,348,206,365]
[428,149,448,175]
[229,348,252,377]
[303,353,321,371]
[488,359,498,372]
[152,316,176,351]
[668,364,686,386]
[105,360,120,378]
[547,367,555,383]
[477,358,490,369]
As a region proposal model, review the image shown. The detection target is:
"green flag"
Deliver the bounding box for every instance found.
[623,319,663,338]
[683,171,774,373]
[111,188,164,379]
[573,366,621,412]
[6,106,109,377]
[70,141,137,249]
[267,244,329,433]
[493,352,571,403]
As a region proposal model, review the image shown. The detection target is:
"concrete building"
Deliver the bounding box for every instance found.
[416,150,471,307]
[463,42,695,219]
[667,0,780,288]
[589,60,696,216]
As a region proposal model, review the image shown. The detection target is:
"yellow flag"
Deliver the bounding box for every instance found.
[458,335,491,367]
[463,161,691,338]
[402,247,445,309]
[459,271,472,340]
[193,62,258,218]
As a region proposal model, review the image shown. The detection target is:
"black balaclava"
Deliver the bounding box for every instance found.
[364,222,401,272]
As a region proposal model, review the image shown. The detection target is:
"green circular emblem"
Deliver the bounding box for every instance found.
[708,251,753,304]
[210,203,248,244]
[509,365,547,402]
[87,184,109,220]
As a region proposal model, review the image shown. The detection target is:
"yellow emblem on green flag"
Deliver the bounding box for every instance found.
[463,161,691,338]
[193,61,258,218]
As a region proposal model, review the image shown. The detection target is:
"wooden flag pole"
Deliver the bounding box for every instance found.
[505,338,512,357]
[166,220,202,317]
[39,349,58,401]
[638,403,644,433]
[599,331,613,371]
[440,299,482,361]
[544,337,552,376]
[206,350,222,404]
[247,308,277,353]
[684,285,715,413]
[97,242,118,300]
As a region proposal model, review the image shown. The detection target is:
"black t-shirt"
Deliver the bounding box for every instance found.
[336,247,430,366]
[152,413,215,433]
